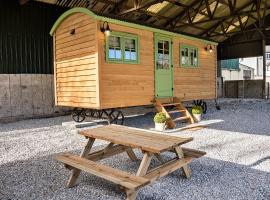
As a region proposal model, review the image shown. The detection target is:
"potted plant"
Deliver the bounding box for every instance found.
[192,106,203,122]
[154,112,167,131]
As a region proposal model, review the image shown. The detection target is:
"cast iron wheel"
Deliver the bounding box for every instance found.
[71,108,86,123]
[193,100,207,114]
[202,101,207,114]
[108,109,124,125]
[91,110,104,118]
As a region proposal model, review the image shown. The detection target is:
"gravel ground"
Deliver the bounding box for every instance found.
[0,99,270,200]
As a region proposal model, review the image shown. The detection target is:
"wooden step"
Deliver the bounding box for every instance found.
[162,102,181,107]
[55,153,150,190]
[168,109,186,114]
[173,116,190,122]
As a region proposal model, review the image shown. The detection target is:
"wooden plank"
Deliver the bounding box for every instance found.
[56,13,88,30]
[56,59,95,69]
[57,91,96,98]
[86,145,129,161]
[66,138,95,187]
[55,153,150,190]
[57,96,96,103]
[56,23,95,40]
[56,31,95,46]
[144,157,192,182]
[136,152,153,176]
[57,75,96,83]
[57,69,96,77]
[56,35,96,51]
[174,146,191,178]
[80,125,193,153]
[56,40,96,56]
[126,148,138,161]
[56,80,96,87]
[56,46,96,60]
[56,18,94,35]
[57,86,96,92]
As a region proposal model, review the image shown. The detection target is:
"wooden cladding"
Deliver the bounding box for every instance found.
[52,10,217,110]
[54,13,99,108]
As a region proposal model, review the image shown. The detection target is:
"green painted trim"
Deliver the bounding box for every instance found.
[105,31,140,64]
[154,33,174,98]
[49,7,96,36]
[50,7,218,45]
[180,44,199,68]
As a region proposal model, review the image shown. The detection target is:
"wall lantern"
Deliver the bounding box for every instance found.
[205,44,213,53]
[100,21,111,36]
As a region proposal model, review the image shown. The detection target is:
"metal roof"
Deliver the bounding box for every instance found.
[33,0,270,43]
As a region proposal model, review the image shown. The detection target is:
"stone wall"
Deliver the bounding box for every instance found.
[0,74,69,121]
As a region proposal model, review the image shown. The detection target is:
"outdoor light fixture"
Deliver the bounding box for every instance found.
[100,21,111,36]
[205,44,213,53]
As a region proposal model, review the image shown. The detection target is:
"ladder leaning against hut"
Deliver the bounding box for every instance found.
[153,97,194,129]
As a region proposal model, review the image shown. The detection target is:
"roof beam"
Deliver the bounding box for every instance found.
[165,0,204,28]
[174,7,269,28]
[118,0,160,15]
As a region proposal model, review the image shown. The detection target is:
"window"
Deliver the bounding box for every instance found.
[266,53,270,60]
[106,32,139,64]
[157,40,170,70]
[243,70,251,80]
[180,45,199,67]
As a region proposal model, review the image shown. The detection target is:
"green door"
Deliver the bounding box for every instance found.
[155,34,173,97]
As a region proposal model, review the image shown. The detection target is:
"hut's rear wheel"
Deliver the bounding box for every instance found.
[71,108,86,123]
[193,100,207,114]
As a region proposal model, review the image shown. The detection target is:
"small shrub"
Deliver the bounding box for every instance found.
[192,106,203,114]
[154,112,167,123]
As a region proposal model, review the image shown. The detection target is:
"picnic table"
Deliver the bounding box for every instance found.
[56,125,206,200]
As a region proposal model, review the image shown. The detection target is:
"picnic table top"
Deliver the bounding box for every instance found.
[79,125,193,153]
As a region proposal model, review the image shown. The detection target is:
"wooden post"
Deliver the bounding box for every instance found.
[66,138,95,187]
[174,146,191,178]
[136,152,153,176]
[126,148,138,161]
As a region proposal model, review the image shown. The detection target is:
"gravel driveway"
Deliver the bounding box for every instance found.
[0,99,270,200]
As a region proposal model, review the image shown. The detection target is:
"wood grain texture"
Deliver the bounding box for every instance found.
[54,13,99,108]
[79,125,193,153]
[97,22,154,109]
[172,37,217,101]
[55,153,149,190]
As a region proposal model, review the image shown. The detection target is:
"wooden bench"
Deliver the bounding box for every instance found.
[56,153,150,197]
[144,147,206,182]
[55,125,206,200]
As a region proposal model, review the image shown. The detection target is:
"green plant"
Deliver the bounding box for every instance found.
[192,106,203,114]
[154,112,167,123]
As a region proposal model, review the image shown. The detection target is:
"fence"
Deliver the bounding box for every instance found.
[224,80,268,98]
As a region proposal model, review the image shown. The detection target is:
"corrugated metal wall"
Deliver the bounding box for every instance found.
[218,59,240,70]
[0,0,66,74]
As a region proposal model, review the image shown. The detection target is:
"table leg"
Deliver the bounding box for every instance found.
[174,146,191,178]
[136,152,153,176]
[126,148,138,161]
[154,153,165,163]
[66,138,95,187]
[126,189,137,200]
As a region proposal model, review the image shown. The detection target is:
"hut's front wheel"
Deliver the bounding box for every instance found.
[108,109,124,125]
[71,108,86,123]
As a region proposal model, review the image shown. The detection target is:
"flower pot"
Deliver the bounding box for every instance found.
[193,114,202,122]
[155,123,166,131]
